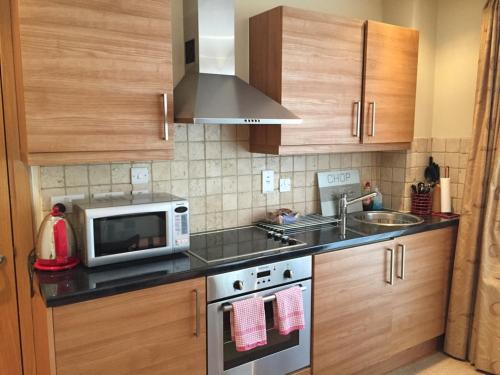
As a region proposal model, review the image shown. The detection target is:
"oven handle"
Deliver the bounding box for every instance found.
[221,286,307,313]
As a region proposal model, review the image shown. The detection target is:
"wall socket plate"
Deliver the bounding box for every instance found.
[131,167,149,185]
[279,178,291,192]
[262,170,275,193]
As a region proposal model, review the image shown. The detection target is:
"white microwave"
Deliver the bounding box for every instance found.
[73,194,189,267]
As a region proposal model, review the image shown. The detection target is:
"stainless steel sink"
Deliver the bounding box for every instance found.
[350,211,424,227]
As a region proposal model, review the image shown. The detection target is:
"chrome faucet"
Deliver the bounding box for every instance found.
[339,191,378,237]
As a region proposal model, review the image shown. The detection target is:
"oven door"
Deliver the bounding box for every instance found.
[207,279,311,375]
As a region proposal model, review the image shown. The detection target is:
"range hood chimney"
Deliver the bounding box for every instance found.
[174,0,302,125]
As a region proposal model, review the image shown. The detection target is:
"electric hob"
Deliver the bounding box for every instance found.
[187,225,306,264]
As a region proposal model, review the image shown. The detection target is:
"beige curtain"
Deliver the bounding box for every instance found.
[444,0,500,373]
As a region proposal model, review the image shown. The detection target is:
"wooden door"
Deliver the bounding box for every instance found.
[14,0,174,163]
[249,7,364,150]
[0,68,23,375]
[280,8,365,146]
[362,21,419,144]
[313,240,394,375]
[390,227,456,354]
[52,277,206,375]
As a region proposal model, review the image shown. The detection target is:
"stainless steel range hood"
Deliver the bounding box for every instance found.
[174,0,302,125]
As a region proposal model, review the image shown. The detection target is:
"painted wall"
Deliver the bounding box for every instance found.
[172,0,385,85]
[432,0,483,139]
[382,0,437,139]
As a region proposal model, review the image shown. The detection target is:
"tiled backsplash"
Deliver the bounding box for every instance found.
[31,124,381,232]
[31,127,470,233]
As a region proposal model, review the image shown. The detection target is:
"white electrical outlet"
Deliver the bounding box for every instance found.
[262,170,275,193]
[131,167,149,185]
[279,178,291,192]
[92,191,125,199]
[50,194,85,213]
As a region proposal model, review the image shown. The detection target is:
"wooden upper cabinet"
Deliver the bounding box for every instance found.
[250,7,365,154]
[249,8,419,155]
[12,0,174,165]
[362,21,419,144]
[34,277,206,375]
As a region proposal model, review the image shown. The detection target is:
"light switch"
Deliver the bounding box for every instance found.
[262,170,274,193]
[131,167,149,185]
[279,178,291,192]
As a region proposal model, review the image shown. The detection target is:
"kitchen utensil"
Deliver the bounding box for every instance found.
[34,203,79,271]
[424,157,440,183]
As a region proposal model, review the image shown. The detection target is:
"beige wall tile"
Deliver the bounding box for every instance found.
[444,153,459,168]
[252,158,266,174]
[432,138,446,152]
[306,155,318,170]
[237,175,252,192]
[152,161,170,181]
[237,141,251,158]
[41,187,66,210]
[252,191,267,207]
[189,160,206,179]
[174,124,188,141]
[237,158,251,175]
[266,156,280,171]
[189,179,205,197]
[206,160,222,177]
[223,210,238,228]
[330,154,341,169]
[238,192,252,209]
[237,209,253,226]
[445,138,461,153]
[222,176,238,194]
[206,212,222,231]
[205,142,221,159]
[221,141,237,159]
[189,142,205,160]
[205,125,220,141]
[341,153,352,168]
[171,180,188,196]
[206,194,222,213]
[190,214,206,233]
[223,193,238,211]
[174,142,188,160]
[280,156,293,172]
[352,153,362,168]
[206,177,222,195]
[153,181,171,193]
[266,191,280,206]
[222,159,237,176]
[293,155,306,171]
[221,125,237,141]
[171,161,189,180]
[65,165,89,187]
[41,166,65,188]
[188,124,204,141]
[293,172,306,187]
[89,164,111,185]
[111,163,131,184]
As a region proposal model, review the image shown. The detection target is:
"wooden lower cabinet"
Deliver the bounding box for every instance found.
[34,277,206,375]
[312,228,456,375]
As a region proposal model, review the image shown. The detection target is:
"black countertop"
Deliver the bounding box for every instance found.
[36,215,458,307]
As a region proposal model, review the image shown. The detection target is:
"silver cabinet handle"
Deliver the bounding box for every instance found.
[369,101,376,136]
[0,255,5,264]
[353,101,361,137]
[193,289,200,337]
[162,93,169,141]
[386,248,395,285]
[398,244,406,280]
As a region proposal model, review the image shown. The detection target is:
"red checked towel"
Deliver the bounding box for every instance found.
[230,297,267,352]
[273,286,305,335]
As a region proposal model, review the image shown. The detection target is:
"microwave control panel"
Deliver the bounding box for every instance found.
[173,204,190,250]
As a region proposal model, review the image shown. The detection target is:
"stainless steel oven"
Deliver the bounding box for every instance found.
[207,256,311,375]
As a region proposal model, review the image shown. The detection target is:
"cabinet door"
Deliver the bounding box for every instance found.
[313,240,394,375]
[363,21,418,144]
[52,278,206,375]
[0,71,23,375]
[280,8,364,146]
[391,227,456,354]
[15,0,173,160]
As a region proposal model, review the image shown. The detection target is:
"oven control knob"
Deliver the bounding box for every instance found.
[281,235,289,244]
[273,233,282,241]
[267,231,274,238]
[283,269,293,279]
[233,280,244,290]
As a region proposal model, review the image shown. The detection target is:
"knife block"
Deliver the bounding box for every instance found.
[432,184,441,212]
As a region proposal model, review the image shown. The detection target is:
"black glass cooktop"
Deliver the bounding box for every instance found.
[187,226,306,264]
